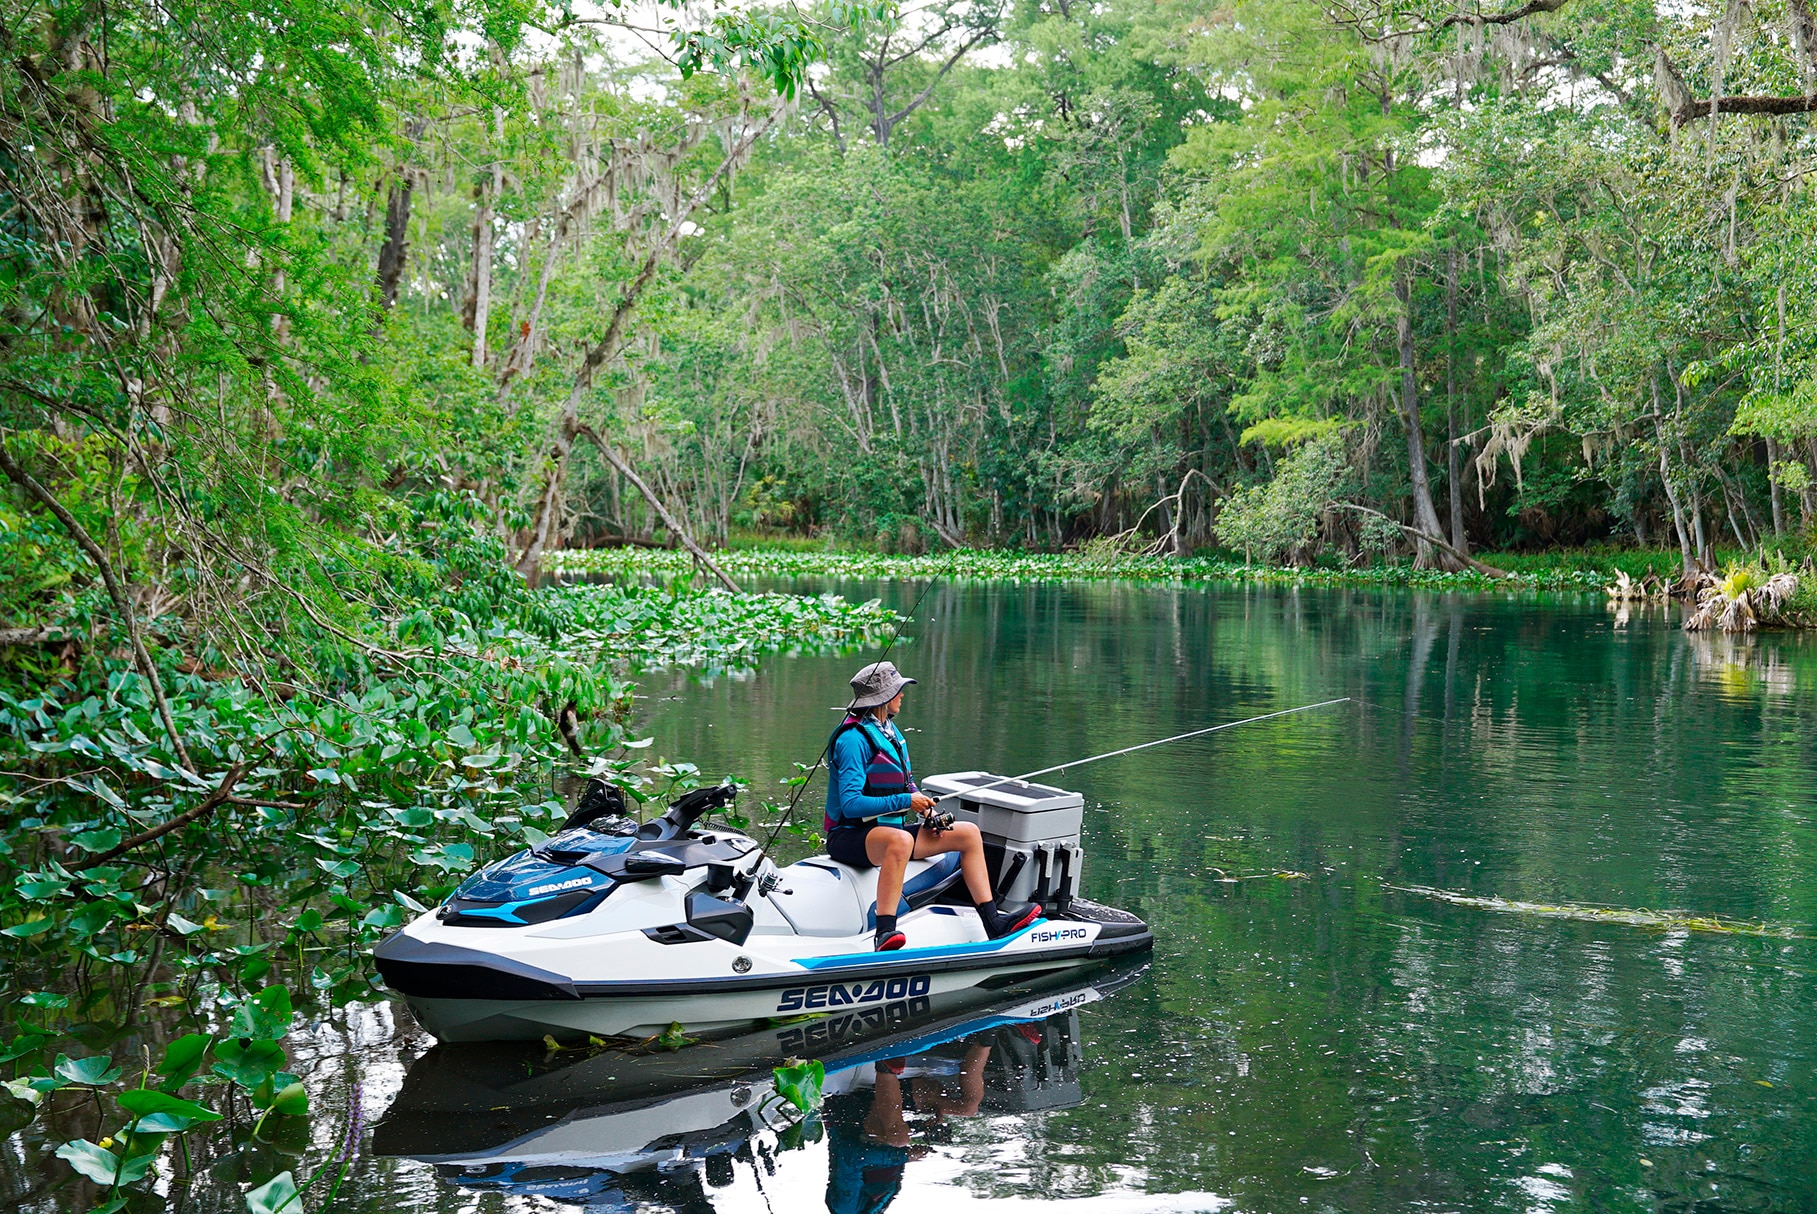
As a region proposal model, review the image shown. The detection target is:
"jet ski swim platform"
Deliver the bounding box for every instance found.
[375,773,1152,1042]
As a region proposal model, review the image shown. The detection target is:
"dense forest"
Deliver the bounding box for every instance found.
[7,0,1817,647]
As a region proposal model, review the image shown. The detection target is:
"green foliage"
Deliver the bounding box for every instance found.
[0,509,895,1208]
[556,543,1652,594]
[1213,436,1348,564]
[772,1057,827,1112]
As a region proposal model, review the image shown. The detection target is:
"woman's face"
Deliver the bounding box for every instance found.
[882,691,905,719]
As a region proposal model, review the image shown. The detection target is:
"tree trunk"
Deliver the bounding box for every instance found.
[1652,388,1696,578]
[1396,276,1455,568]
[463,158,501,368]
[374,175,414,316]
[1445,245,1468,555]
[577,426,739,591]
[1767,436,1787,537]
[1770,283,1788,537]
[467,183,496,367]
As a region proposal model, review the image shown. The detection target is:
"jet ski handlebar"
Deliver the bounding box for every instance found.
[639,782,738,841]
[565,779,738,841]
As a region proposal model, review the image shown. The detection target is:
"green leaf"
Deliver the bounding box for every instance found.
[156,1033,212,1090]
[267,1081,308,1117]
[2,917,54,938]
[293,908,324,932]
[213,1038,286,1089]
[360,904,404,930]
[446,723,476,748]
[55,1053,123,1086]
[306,767,341,785]
[228,987,293,1041]
[17,877,70,900]
[245,1170,302,1214]
[0,1031,48,1063]
[70,827,122,853]
[4,1078,46,1106]
[385,805,432,828]
[118,1088,221,1124]
[166,913,206,936]
[19,991,69,1008]
[772,1057,826,1112]
[314,858,360,880]
[57,1138,151,1185]
[90,779,126,808]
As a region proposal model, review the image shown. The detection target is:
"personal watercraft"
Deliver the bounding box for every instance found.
[373,962,1146,1206]
[374,771,1152,1043]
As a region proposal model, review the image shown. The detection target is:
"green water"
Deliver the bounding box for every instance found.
[632,580,1817,1210]
[22,580,1815,1212]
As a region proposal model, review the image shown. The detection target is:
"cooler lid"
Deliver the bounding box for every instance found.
[922,771,1083,813]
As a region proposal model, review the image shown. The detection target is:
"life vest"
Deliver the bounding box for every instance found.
[825,716,915,832]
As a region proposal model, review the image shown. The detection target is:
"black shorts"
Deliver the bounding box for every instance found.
[827,822,918,868]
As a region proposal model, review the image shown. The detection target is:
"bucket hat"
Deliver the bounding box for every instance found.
[847,660,916,710]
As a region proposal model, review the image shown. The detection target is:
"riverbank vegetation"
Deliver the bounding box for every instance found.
[0,536,892,1209]
[552,542,1752,595]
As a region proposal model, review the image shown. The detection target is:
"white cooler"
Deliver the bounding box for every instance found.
[922,771,1085,909]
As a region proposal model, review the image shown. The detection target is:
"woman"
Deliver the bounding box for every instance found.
[824,660,1040,951]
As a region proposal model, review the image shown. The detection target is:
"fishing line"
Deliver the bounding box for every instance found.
[755,575,942,857]
[940,697,1354,804]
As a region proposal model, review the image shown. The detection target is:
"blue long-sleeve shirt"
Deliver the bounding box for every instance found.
[825,719,915,827]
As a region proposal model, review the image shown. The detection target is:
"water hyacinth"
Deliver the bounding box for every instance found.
[550,544,1655,594]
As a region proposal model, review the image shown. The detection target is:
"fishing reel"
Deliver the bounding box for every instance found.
[923,808,957,833]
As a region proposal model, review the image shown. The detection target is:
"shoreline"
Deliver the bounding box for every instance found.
[548,544,1708,596]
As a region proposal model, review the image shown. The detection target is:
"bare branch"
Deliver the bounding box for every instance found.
[73,761,249,870]
[0,433,192,770]
[1334,503,1512,577]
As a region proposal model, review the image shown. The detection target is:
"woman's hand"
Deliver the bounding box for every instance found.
[909,792,936,814]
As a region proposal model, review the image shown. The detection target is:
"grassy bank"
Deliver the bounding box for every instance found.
[551,543,1721,594]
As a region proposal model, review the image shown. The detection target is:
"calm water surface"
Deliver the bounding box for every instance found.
[19,579,1817,1212]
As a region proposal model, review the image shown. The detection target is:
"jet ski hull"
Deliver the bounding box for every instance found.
[383,899,1150,1042]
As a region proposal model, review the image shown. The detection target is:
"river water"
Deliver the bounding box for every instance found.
[622,579,1817,1212]
[20,578,1817,1212]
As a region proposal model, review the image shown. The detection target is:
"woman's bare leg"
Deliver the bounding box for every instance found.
[913,821,993,905]
[866,826,915,920]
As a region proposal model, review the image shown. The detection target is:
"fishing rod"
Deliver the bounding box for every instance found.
[934,697,1353,806]
[755,575,942,856]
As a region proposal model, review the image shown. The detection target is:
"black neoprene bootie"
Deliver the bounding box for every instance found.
[979,899,1041,939]
[874,913,905,951]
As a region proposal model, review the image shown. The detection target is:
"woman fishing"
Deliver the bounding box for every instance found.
[824,660,1040,951]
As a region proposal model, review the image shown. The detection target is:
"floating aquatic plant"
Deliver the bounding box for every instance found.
[1389,885,1812,939]
[550,545,1631,595]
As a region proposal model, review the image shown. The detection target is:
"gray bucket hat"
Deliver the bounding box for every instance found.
[847,660,916,710]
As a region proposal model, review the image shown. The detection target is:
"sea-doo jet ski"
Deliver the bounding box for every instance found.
[375,772,1151,1042]
[373,963,1145,1207]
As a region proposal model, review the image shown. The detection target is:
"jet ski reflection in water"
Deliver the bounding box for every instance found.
[374,964,1143,1213]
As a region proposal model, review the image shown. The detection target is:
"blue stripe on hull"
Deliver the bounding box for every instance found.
[792,919,1045,970]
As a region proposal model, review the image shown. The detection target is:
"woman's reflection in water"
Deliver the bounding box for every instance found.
[824,1040,996,1214]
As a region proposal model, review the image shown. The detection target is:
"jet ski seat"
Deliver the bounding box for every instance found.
[767,852,966,937]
